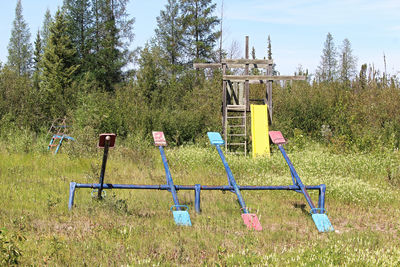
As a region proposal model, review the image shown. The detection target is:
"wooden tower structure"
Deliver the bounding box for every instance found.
[194,36,305,155]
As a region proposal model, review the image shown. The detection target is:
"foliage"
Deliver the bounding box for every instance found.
[339,38,357,86]
[90,0,135,92]
[272,79,400,152]
[155,0,185,68]
[316,32,337,82]
[32,30,42,91]
[180,0,221,62]
[7,0,32,76]
[40,10,80,120]
[41,9,53,48]
[0,229,22,265]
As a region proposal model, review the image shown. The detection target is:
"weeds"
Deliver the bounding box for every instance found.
[0,143,399,265]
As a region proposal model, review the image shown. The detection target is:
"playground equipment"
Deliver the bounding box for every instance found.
[68,131,333,232]
[208,132,262,230]
[251,104,270,158]
[152,131,192,226]
[194,36,305,155]
[69,132,192,226]
[269,131,334,232]
[47,118,74,155]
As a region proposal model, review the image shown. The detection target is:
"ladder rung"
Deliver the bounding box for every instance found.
[229,125,245,128]
[227,105,246,109]
[48,144,58,147]
[228,143,246,146]
[228,134,246,136]
[227,116,246,119]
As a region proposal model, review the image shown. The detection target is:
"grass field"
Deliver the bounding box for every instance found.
[1,141,400,265]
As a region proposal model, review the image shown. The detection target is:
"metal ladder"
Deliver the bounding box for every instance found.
[224,104,247,155]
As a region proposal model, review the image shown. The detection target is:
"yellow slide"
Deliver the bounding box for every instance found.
[251,104,270,157]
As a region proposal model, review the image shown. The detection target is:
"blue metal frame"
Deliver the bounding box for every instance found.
[68,131,332,232]
[48,134,75,155]
[68,182,326,211]
[158,146,180,208]
[277,145,317,211]
[272,135,334,232]
[208,132,249,213]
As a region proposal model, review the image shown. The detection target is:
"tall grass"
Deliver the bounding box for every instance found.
[1,141,400,265]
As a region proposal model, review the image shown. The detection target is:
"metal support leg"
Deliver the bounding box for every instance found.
[195,184,201,213]
[318,184,326,213]
[68,182,77,210]
[159,146,180,209]
[98,138,110,199]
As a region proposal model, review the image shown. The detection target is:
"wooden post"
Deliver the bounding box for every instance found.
[245,36,250,112]
[222,63,227,151]
[266,62,273,123]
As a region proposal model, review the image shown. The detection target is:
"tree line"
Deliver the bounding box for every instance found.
[1,0,399,151]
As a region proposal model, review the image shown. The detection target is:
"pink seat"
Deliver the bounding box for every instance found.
[269,131,286,145]
[241,213,262,231]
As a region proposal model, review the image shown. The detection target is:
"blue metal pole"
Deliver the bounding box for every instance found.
[159,146,180,208]
[72,183,323,191]
[68,182,77,210]
[69,183,324,209]
[214,145,249,214]
[48,136,54,150]
[277,145,316,211]
[195,184,201,213]
[318,184,326,212]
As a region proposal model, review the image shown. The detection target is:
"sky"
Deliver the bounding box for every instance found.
[1,0,399,76]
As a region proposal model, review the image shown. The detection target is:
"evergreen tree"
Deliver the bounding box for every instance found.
[40,10,80,118]
[33,30,42,90]
[41,9,52,48]
[317,32,337,82]
[155,0,184,70]
[339,38,357,86]
[7,0,32,76]
[267,35,272,60]
[266,35,277,75]
[359,63,367,90]
[91,0,135,91]
[63,0,93,72]
[251,46,260,75]
[180,0,220,62]
[136,43,166,106]
[251,46,256,59]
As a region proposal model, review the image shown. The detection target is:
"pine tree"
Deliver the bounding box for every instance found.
[63,0,93,72]
[180,0,220,62]
[266,35,277,75]
[40,9,80,118]
[251,46,256,59]
[359,63,367,90]
[339,38,357,86]
[251,46,260,75]
[267,35,272,60]
[91,0,135,91]
[41,9,52,48]
[7,0,32,76]
[33,30,42,90]
[155,0,184,69]
[317,32,337,82]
